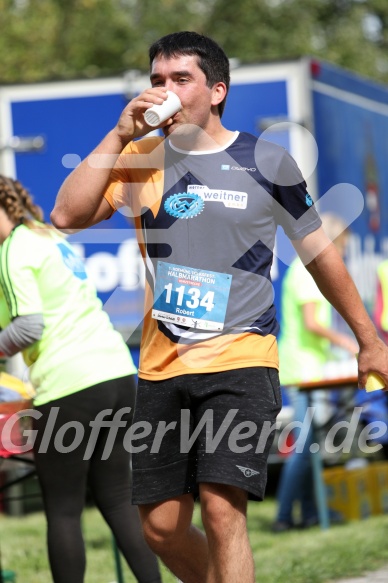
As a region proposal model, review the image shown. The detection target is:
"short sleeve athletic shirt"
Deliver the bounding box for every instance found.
[0,224,136,405]
[104,131,322,380]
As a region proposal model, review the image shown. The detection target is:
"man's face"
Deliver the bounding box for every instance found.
[150,54,215,137]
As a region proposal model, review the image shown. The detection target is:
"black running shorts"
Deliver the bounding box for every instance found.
[131,367,282,504]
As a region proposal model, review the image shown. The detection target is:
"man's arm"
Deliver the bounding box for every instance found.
[51,130,123,230]
[293,226,388,389]
[51,88,169,230]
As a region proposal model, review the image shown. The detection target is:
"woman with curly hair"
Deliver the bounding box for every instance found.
[0,175,161,583]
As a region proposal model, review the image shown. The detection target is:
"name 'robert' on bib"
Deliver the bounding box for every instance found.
[152,261,232,331]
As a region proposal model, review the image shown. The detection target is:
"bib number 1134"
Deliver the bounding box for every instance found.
[152,261,232,331]
[164,283,215,312]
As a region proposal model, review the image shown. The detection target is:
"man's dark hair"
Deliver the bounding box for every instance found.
[149,31,230,117]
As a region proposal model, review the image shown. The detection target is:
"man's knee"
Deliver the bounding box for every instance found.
[139,495,194,550]
[200,483,248,537]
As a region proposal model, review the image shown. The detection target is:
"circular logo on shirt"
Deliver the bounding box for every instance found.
[164,193,204,219]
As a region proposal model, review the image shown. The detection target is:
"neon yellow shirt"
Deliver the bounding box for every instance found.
[0,224,136,405]
[377,260,388,332]
[278,257,331,385]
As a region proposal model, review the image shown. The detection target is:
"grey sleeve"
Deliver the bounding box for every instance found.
[0,314,45,356]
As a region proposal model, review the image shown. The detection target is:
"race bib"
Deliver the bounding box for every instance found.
[152,262,232,331]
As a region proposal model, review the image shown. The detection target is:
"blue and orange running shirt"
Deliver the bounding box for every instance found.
[104,132,321,380]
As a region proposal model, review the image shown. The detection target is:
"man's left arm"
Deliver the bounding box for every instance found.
[292,226,388,389]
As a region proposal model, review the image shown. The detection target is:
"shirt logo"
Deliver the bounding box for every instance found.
[305,194,314,207]
[164,193,204,219]
[221,164,256,172]
[188,185,248,210]
[56,242,87,280]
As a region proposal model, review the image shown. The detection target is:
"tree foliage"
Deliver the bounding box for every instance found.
[0,0,387,85]
[205,0,388,83]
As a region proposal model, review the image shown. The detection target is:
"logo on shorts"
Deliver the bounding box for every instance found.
[236,465,260,478]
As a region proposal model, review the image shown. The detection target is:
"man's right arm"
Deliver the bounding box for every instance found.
[51,87,169,230]
[51,129,124,230]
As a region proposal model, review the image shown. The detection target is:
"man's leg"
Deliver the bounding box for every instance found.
[139,494,208,583]
[200,483,254,583]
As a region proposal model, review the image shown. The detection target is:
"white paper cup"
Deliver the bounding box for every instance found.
[144,91,181,127]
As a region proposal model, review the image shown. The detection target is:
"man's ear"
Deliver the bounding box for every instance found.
[211,82,227,108]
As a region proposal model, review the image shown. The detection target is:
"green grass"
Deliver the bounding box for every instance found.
[1,499,388,582]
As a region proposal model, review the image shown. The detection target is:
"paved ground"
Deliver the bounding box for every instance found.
[329,565,388,582]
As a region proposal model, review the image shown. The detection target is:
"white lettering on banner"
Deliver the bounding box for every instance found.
[72,239,145,293]
[347,234,388,309]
